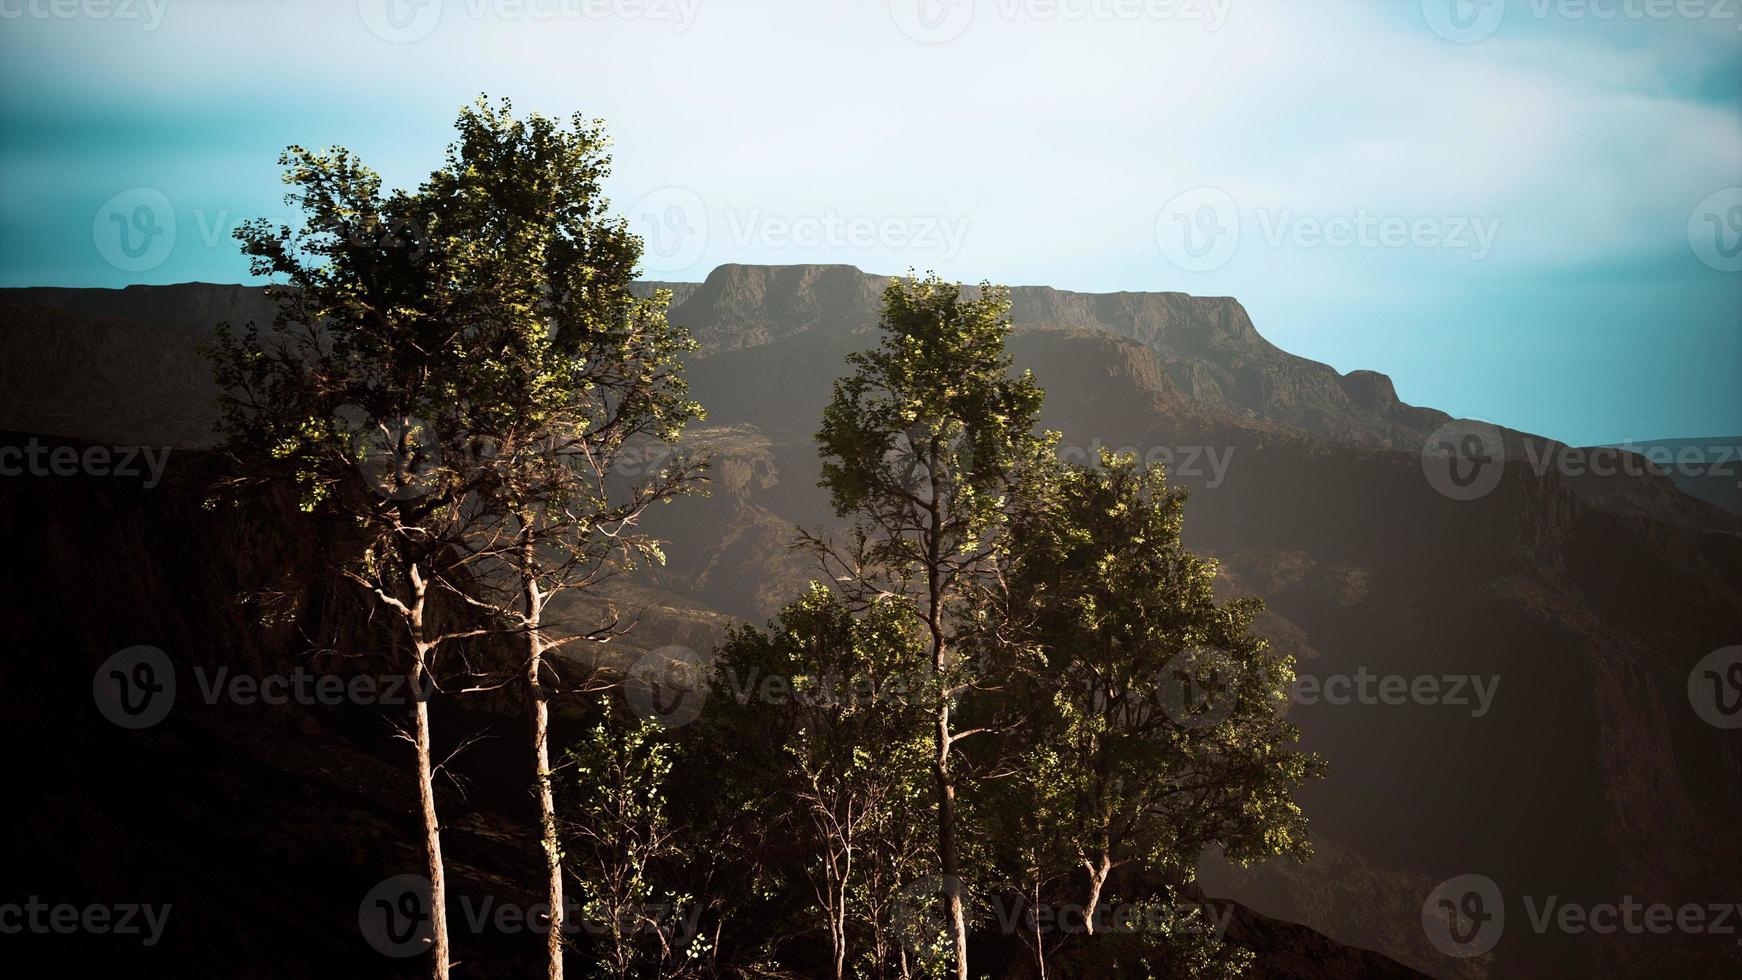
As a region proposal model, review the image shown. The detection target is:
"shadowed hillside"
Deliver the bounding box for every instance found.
[3,265,1739,978]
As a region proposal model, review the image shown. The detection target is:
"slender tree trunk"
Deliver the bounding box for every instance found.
[928,631,967,973]
[411,675,452,978]
[521,523,565,980]
[406,564,451,979]
[1031,875,1048,980]
[1083,852,1113,938]
[935,714,968,979]
[833,903,848,980]
[837,840,853,980]
[925,442,970,980]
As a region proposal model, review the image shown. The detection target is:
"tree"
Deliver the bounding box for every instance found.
[565,702,706,979]
[209,98,706,979]
[1002,451,1323,954]
[208,142,504,980]
[815,273,1053,980]
[704,585,936,980]
[414,98,706,980]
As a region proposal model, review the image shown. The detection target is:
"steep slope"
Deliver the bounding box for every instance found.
[3,269,1739,978]
[0,428,1423,979]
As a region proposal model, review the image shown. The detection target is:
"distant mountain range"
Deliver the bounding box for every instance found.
[3,265,1738,978]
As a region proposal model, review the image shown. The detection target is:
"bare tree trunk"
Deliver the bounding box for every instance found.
[1083,852,1113,938]
[835,842,853,980]
[833,907,848,980]
[401,544,449,978]
[532,646,564,980]
[1031,876,1048,980]
[925,444,970,980]
[522,524,565,980]
[935,716,968,980]
[411,678,452,979]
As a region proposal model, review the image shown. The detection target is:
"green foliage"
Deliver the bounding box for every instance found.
[565,702,707,978]
[415,99,705,527]
[817,272,1054,579]
[813,272,1060,979]
[1002,449,1324,896]
[207,99,712,980]
[206,103,1322,977]
[699,586,938,979]
[208,94,702,518]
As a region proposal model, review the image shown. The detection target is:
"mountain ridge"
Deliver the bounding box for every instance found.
[7,264,1734,534]
[3,267,1740,977]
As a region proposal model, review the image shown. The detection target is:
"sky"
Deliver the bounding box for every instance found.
[1,0,1738,446]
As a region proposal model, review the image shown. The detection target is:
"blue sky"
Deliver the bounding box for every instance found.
[2,0,1738,445]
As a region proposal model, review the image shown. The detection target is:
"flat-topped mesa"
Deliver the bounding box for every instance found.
[669,264,1274,357]
[662,264,1432,451]
[1007,286,1269,360]
[670,263,886,351]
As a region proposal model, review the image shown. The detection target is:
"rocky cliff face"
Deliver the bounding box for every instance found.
[4,265,1739,978]
[651,265,1452,452]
